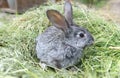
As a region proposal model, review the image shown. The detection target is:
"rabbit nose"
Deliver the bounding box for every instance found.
[91,36,94,42]
[88,36,94,45]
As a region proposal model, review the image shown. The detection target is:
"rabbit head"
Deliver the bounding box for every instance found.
[46,0,94,50]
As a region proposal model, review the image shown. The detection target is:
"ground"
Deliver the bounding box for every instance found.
[99,0,120,26]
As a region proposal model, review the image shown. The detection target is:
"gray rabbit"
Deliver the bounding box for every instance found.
[36,0,94,69]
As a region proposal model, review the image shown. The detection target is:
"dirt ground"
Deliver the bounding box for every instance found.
[99,0,120,25]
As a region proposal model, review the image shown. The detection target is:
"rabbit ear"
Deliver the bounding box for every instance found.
[47,10,69,32]
[64,0,73,25]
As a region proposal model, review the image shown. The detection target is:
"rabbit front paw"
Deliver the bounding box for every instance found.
[39,62,47,70]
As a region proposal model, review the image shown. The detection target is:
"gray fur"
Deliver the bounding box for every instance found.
[36,1,94,69]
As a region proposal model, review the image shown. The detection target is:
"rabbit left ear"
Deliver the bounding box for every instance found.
[64,0,73,25]
[47,10,69,32]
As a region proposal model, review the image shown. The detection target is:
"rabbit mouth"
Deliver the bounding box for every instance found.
[87,40,94,46]
[82,42,93,49]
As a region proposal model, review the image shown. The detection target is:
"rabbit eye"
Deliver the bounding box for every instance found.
[79,33,84,38]
[76,32,85,38]
[75,31,85,38]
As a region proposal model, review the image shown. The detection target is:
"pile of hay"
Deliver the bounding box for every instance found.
[0,2,120,78]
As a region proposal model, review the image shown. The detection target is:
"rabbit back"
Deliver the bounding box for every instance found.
[36,26,63,59]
